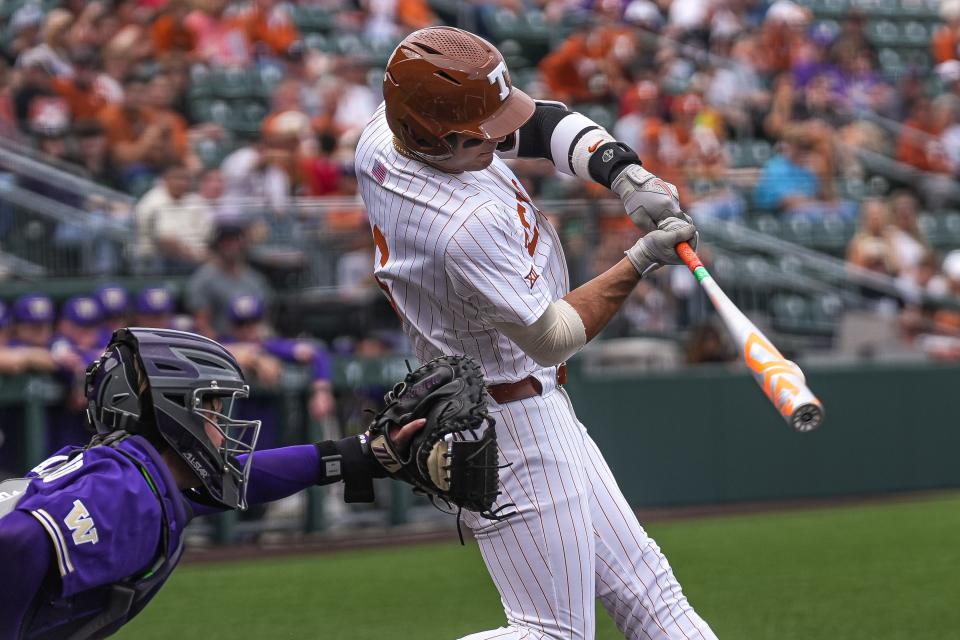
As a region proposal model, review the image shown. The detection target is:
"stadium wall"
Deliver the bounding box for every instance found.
[4,360,958,510]
[566,362,960,505]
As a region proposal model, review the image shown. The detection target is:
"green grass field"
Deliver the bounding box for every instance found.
[118,493,960,640]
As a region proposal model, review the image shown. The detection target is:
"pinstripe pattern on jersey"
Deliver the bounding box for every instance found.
[355,103,567,386]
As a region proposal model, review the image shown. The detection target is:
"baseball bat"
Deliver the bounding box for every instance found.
[676,241,824,432]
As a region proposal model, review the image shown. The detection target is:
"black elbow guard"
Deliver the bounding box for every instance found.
[516,102,575,160]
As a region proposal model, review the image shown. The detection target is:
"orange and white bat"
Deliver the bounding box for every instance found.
[676,242,824,432]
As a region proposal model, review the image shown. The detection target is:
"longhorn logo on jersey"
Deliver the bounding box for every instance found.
[512,179,539,257]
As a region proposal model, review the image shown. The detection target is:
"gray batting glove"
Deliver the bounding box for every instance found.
[611,165,694,232]
[624,217,697,278]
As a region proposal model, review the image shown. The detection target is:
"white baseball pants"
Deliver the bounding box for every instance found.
[459,389,717,640]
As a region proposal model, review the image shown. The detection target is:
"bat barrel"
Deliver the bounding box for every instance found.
[676,237,826,433]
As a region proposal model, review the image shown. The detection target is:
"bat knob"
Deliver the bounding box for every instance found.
[791,404,824,432]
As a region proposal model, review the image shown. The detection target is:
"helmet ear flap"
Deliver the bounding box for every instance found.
[86,340,162,444]
[396,112,454,160]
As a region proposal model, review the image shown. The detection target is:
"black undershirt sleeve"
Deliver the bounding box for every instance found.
[515,102,578,163]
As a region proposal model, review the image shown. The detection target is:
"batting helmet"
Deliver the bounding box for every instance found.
[383,26,535,160]
[84,328,261,510]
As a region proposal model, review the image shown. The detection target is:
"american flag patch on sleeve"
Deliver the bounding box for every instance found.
[372,160,387,183]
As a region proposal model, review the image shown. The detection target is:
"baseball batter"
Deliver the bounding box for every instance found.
[356,27,716,640]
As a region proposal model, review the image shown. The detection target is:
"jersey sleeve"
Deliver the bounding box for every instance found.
[18,452,162,598]
[187,445,321,516]
[444,206,553,327]
[0,510,51,639]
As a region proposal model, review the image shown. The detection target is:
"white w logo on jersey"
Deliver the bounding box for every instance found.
[64,499,99,545]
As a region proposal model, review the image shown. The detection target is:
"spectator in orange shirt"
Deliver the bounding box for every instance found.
[50,49,108,121]
[241,0,300,58]
[151,0,197,56]
[98,71,190,192]
[896,98,951,175]
[933,0,960,64]
[144,72,190,159]
[539,20,637,104]
[395,0,438,30]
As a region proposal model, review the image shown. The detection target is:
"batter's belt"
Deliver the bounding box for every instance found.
[487,363,567,404]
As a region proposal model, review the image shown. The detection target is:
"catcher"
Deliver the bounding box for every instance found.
[0,328,489,639]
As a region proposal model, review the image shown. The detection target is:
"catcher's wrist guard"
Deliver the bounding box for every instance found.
[314,434,387,502]
[367,355,512,521]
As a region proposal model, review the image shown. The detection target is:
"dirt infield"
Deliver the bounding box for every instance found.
[182,488,957,565]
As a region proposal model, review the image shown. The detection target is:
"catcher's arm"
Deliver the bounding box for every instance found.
[188,420,427,515]
[314,419,426,503]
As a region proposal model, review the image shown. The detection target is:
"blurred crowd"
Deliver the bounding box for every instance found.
[4,0,958,206]
[844,192,960,358]
[1,0,960,377]
[0,220,344,473]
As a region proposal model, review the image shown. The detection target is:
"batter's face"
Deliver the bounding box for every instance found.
[434,133,506,173]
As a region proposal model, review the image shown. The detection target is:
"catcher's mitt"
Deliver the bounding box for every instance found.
[368,355,509,521]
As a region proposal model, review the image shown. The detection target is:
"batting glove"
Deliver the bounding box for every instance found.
[612,165,694,232]
[624,217,697,278]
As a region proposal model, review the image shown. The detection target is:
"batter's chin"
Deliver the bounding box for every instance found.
[472,154,495,171]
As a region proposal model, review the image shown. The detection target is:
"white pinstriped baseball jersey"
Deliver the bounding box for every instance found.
[356,103,716,640]
[355,103,566,389]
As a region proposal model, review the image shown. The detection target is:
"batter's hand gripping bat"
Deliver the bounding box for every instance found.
[676,241,824,432]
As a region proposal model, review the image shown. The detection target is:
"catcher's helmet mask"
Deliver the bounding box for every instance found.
[85,328,261,510]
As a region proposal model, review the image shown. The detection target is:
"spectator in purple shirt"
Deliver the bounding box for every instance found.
[0,328,424,639]
[10,293,56,349]
[223,294,336,423]
[132,286,176,330]
[0,295,58,374]
[48,296,108,451]
[95,284,131,334]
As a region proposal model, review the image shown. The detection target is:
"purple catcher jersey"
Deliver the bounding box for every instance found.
[15,436,189,600]
[0,435,192,640]
[15,437,183,599]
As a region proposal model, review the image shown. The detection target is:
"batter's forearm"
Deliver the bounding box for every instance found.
[563,259,640,342]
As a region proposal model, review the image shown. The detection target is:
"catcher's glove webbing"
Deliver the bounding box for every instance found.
[368,355,513,536]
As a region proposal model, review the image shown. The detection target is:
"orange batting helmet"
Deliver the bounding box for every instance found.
[383,26,536,160]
